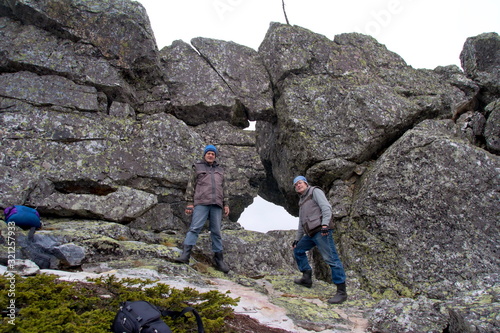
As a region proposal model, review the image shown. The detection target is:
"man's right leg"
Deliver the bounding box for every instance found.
[175,205,209,264]
[293,236,315,287]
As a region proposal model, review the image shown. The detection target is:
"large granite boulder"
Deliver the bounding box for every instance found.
[191,37,274,122]
[484,99,500,153]
[346,119,499,298]
[256,24,480,213]
[0,0,161,80]
[160,39,240,126]
[461,32,500,105]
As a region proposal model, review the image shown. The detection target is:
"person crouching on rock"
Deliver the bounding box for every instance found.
[175,144,230,273]
[291,176,347,304]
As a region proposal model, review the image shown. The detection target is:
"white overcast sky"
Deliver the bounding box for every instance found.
[136,0,500,69]
[135,0,499,232]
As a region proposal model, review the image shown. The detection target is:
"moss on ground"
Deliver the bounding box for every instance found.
[0,273,239,333]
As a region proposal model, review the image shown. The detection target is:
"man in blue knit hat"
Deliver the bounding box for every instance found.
[292,175,348,304]
[175,144,230,273]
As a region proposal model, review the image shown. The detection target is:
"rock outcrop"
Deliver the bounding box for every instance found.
[0,0,264,223]
[0,0,499,332]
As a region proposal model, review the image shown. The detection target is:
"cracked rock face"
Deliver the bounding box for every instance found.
[190,37,275,122]
[256,24,481,212]
[347,119,499,296]
[0,0,265,223]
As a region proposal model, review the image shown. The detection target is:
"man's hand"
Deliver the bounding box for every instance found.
[321,225,329,236]
[224,206,230,217]
[292,240,298,248]
[185,205,194,215]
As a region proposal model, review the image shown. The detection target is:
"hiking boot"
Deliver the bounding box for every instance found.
[328,283,347,304]
[294,270,312,288]
[213,251,230,273]
[174,245,193,264]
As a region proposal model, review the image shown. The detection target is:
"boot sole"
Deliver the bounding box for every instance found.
[294,281,312,288]
[327,296,347,304]
[174,259,189,264]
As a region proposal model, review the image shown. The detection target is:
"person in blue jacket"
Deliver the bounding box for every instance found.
[4,205,41,230]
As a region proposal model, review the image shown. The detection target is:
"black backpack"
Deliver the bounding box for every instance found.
[111,300,204,333]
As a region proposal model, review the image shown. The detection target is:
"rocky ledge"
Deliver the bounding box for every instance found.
[2,218,498,332]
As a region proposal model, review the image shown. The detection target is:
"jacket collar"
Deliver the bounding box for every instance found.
[198,159,218,167]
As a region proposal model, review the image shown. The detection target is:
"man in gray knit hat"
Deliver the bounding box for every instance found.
[292,176,347,304]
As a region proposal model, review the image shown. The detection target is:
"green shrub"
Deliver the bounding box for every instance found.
[0,274,238,333]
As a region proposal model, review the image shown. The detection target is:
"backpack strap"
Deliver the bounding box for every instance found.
[161,307,204,333]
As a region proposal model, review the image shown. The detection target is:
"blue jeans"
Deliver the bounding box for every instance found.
[293,230,346,284]
[184,204,223,253]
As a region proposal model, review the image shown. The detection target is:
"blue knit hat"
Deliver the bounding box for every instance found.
[203,144,218,156]
[293,176,308,185]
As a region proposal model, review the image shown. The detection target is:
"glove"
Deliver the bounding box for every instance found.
[185,205,194,215]
[292,240,298,248]
[321,225,329,236]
